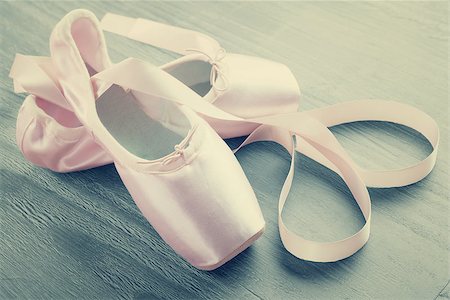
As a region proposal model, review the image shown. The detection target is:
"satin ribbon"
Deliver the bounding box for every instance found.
[101,13,230,93]
[185,48,228,92]
[100,13,221,57]
[9,12,439,262]
[96,13,439,189]
[9,54,439,263]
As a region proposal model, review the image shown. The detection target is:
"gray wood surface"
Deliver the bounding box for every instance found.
[0,1,448,299]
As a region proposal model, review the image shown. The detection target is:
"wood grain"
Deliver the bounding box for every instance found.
[0,1,448,299]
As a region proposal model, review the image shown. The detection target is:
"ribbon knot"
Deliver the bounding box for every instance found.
[185,48,229,92]
[160,124,198,166]
[161,144,185,165]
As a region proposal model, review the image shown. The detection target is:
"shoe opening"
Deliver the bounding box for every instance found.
[95,84,192,161]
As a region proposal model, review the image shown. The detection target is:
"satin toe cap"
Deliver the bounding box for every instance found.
[114,124,265,269]
[214,53,300,118]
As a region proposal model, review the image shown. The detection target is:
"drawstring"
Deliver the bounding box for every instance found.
[161,144,185,165]
[160,124,198,166]
[185,48,229,92]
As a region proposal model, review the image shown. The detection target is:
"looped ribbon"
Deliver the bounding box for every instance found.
[10,12,440,264]
[89,58,440,262]
[185,48,229,92]
[10,55,440,263]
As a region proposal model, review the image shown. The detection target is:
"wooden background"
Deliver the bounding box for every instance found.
[0,1,448,299]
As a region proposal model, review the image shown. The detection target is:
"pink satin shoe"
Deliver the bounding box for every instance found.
[14,9,265,270]
[100,13,301,138]
[10,9,440,266]
[11,10,300,172]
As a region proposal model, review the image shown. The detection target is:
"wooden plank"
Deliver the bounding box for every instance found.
[0,1,448,299]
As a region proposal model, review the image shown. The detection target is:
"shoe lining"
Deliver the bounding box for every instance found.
[33,63,98,129]
[35,98,82,128]
[166,60,212,97]
[96,84,190,160]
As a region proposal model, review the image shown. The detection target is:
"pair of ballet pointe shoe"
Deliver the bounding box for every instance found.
[10,9,439,270]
